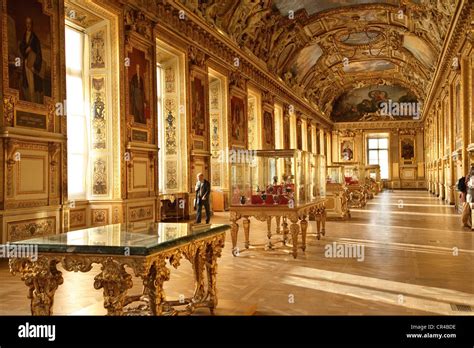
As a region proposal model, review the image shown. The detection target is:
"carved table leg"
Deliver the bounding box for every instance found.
[142,258,170,316]
[266,216,273,249]
[321,208,327,236]
[282,218,289,245]
[289,216,300,259]
[191,248,206,303]
[275,216,281,234]
[230,221,239,256]
[316,212,321,240]
[243,217,250,249]
[94,258,133,316]
[300,216,308,252]
[10,256,63,316]
[205,235,224,315]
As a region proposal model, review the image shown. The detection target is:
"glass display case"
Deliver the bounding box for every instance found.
[365,164,382,195]
[325,165,350,220]
[230,149,325,207]
[333,162,365,185]
[313,154,326,199]
[326,165,344,184]
[365,164,381,181]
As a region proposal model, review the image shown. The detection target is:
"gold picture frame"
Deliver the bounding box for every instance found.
[400,135,415,165]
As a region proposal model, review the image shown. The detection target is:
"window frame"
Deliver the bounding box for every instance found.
[65,24,89,200]
[366,136,390,180]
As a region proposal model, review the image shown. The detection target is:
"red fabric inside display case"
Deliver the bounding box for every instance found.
[344,176,359,185]
[251,184,295,205]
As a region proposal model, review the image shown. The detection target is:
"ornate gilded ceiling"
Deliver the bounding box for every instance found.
[180,0,458,122]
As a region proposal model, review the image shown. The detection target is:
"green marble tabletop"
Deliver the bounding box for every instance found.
[11,222,229,256]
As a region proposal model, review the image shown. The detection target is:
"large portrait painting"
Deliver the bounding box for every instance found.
[191,75,206,137]
[332,85,419,122]
[230,96,246,145]
[340,139,354,162]
[263,110,274,148]
[128,48,149,124]
[7,0,52,104]
[400,136,415,164]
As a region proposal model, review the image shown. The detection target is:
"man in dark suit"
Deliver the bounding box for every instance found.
[195,173,211,224]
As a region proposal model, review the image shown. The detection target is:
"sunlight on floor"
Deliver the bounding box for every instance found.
[283,266,474,315]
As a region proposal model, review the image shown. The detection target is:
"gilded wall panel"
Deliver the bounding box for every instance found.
[7,216,55,242]
[132,158,149,190]
[247,96,256,150]
[91,208,108,226]
[70,208,86,228]
[129,204,154,222]
[90,27,106,69]
[166,160,177,190]
[91,76,107,150]
[92,157,107,195]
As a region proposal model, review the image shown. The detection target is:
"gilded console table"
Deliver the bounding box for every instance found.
[229,199,326,259]
[9,222,228,316]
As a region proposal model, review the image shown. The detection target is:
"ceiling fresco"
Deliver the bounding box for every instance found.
[402,34,436,68]
[332,84,419,122]
[342,60,396,73]
[292,44,323,81]
[180,0,459,122]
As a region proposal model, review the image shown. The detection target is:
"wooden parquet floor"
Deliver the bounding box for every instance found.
[1,190,473,315]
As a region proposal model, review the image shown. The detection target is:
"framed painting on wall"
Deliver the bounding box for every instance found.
[263,110,274,149]
[230,95,246,147]
[128,47,150,125]
[400,136,415,164]
[191,75,206,139]
[6,0,52,104]
[340,138,355,162]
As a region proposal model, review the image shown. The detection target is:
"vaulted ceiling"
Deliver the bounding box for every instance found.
[180,0,458,121]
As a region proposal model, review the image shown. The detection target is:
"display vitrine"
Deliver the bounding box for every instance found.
[339,162,365,185]
[313,154,327,199]
[229,149,327,258]
[325,165,350,220]
[327,165,343,184]
[365,164,383,193]
[230,149,325,208]
[333,162,367,207]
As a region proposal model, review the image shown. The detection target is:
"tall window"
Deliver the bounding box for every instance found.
[367,137,389,179]
[65,26,88,199]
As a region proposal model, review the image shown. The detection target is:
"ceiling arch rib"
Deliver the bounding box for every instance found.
[179,0,458,122]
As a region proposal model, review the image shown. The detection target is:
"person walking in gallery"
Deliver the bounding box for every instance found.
[460,166,474,227]
[194,173,211,224]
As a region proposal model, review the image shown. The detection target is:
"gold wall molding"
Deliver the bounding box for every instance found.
[334,120,424,131]
[7,216,56,242]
